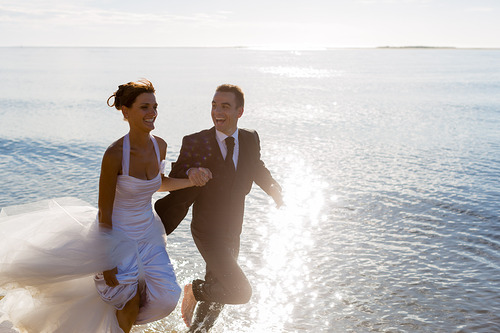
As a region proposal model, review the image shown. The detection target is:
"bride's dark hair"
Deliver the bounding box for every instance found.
[107,79,155,110]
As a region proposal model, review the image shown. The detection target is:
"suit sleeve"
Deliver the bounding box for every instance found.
[251,131,280,195]
[155,134,201,235]
[169,136,194,178]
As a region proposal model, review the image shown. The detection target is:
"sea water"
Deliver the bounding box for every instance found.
[0,47,499,332]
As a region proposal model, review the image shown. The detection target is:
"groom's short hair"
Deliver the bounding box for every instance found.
[216,84,244,108]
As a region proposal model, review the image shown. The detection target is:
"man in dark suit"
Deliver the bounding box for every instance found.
[155,84,283,332]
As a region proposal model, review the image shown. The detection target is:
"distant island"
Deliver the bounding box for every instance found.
[377,46,456,49]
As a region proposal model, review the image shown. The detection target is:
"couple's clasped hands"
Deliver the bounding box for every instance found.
[188,167,212,187]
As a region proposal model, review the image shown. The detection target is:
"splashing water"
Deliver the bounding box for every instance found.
[218,155,329,332]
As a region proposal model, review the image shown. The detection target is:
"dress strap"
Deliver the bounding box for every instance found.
[150,135,161,167]
[122,134,130,176]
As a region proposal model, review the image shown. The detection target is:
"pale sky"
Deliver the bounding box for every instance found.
[0,0,498,48]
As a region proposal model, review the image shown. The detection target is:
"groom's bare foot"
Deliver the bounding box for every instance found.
[181,284,197,327]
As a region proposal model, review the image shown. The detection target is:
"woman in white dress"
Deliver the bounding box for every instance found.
[0,79,212,332]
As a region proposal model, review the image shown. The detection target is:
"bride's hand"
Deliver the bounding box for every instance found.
[103,267,119,287]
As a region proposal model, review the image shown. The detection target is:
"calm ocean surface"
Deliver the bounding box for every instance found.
[0,47,499,332]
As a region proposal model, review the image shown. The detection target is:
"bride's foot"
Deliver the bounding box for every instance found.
[181,284,197,327]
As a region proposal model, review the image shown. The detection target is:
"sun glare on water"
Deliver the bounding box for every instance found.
[236,156,328,332]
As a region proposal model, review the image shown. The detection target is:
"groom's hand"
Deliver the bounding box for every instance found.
[269,183,284,208]
[188,167,212,186]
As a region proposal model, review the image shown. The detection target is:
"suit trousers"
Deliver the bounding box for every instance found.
[192,234,252,305]
[189,234,252,331]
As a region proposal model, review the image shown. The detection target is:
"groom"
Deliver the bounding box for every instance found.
[155,84,283,332]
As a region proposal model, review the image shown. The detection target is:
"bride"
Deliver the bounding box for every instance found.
[0,79,211,332]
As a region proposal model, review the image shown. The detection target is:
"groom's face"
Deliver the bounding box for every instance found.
[211,91,243,136]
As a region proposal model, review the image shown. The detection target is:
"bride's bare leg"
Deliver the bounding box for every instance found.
[116,290,141,333]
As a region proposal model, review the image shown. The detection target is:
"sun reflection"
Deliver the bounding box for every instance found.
[245,157,327,332]
[258,66,343,79]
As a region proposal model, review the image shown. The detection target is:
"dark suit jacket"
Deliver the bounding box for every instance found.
[155,127,278,238]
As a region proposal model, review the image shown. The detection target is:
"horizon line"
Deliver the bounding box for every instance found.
[1,45,500,50]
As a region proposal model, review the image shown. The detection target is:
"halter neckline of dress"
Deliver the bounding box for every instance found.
[121,133,162,182]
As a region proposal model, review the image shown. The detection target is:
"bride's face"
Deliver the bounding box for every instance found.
[122,93,158,132]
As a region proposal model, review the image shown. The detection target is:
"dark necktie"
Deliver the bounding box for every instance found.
[225,136,236,175]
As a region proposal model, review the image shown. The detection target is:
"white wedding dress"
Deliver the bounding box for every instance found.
[0,134,181,332]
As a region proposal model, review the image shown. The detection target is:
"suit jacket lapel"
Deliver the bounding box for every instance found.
[235,129,250,180]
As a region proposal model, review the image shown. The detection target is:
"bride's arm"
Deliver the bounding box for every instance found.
[98,144,121,229]
[97,142,122,288]
[158,168,212,192]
